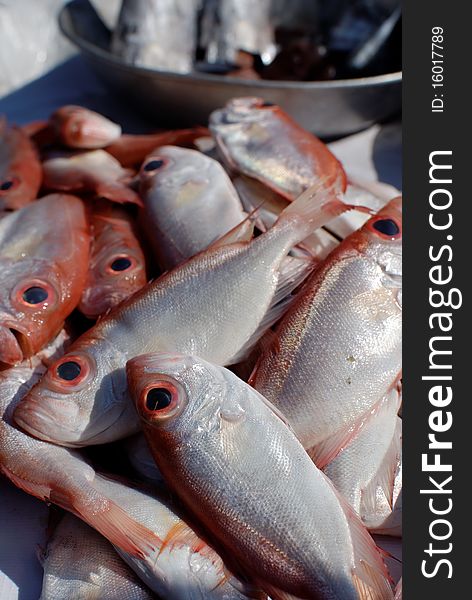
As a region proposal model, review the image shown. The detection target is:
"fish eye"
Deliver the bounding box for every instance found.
[0,177,19,192]
[369,217,401,240]
[260,101,275,108]
[143,159,165,172]
[139,379,187,421]
[49,354,94,390]
[22,286,48,305]
[14,280,56,309]
[145,387,173,411]
[110,256,132,272]
[57,361,82,381]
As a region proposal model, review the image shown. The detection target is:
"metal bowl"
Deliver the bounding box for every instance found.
[58,1,401,138]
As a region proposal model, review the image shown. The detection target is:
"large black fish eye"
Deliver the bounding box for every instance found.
[373,218,400,236]
[22,286,48,305]
[260,101,275,107]
[143,159,165,172]
[146,387,173,411]
[57,361,82,381]
[111,257,132,272]
[0,180,14,191]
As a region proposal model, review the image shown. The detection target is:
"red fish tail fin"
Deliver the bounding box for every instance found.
[275,175,350,245]
[49,487,161,559]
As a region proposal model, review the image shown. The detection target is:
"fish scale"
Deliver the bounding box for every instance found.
[14,179,347,446]
[251,197,402,462]
[129,353,392,600]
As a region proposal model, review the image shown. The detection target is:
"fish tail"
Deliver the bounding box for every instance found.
[49,487,161,560]
[324,475,394,599]
[274,175,349,245]
[96,182,143,207]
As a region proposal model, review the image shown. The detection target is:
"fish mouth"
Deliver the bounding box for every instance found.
[0,326,29,366]
[13,393,82,447]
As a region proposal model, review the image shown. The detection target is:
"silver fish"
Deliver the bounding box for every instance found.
[140,145,247,270]
[250,197,402,466]
[14,178,347,447]
[129,352,393,600]
[324,388,402,533]
[40,513,154,599]
[200,0,275,65]
[112,0,200,73]
[0,333,160,559]
[88,475,260,599]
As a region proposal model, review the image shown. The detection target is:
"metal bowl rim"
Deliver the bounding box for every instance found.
[59,3,402,91]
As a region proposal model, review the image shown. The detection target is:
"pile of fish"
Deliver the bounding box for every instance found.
[109,0,401,80]
[0,98,402,599]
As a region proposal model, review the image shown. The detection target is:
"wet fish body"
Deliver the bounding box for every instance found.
[129,352,393,600]
[251,197,402,462]
[49,105,122,149]
[0,194,90,365]
[93,476,259,599]
[42,150,143,206]
[210,97,347,200]
[40,513,154,600]
[14,179,347,446]
[79,201,147,319]
[324,389,402,532]
[106,127,209,168]
[140,145,247,269]
[0,339,160,559]
[0,119,42,211]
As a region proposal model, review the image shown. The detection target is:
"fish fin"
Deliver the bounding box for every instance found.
[234,175,289,232]
[260,585,304,600]
[157,520,216,562]
[0,466,50,501]
[361,407,402,517]
[307,408,374,469]
[297,229,340,261]
[394,577,402,600]
[48,488,160,559]
[95,182,143,207]
[227,255,314,365]
[209,213,255,250]
[325,476,394,600]
[275,176,350,245]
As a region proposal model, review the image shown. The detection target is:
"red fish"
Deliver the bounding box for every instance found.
[50,105,122,149]
[0,194,90,365]
[105,127,209,167]
[0,119,42,212]
[79,201,147,319]
[42,150,143,206]
[210,97,347,200]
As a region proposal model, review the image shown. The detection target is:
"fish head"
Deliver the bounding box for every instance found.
[0,122,41,211]
[0,195,89,366]
[0,174,28,211]
[79,251,146,318]
[13,338,137,446]
[139,145,207,192]
[211,97,278,127]
[79,214,147,319]
[0,257,64,365]
[51,105,122,149]
[354,196,403,294]
[127,353,239,447]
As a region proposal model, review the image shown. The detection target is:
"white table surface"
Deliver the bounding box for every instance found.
[0,55,402,599]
